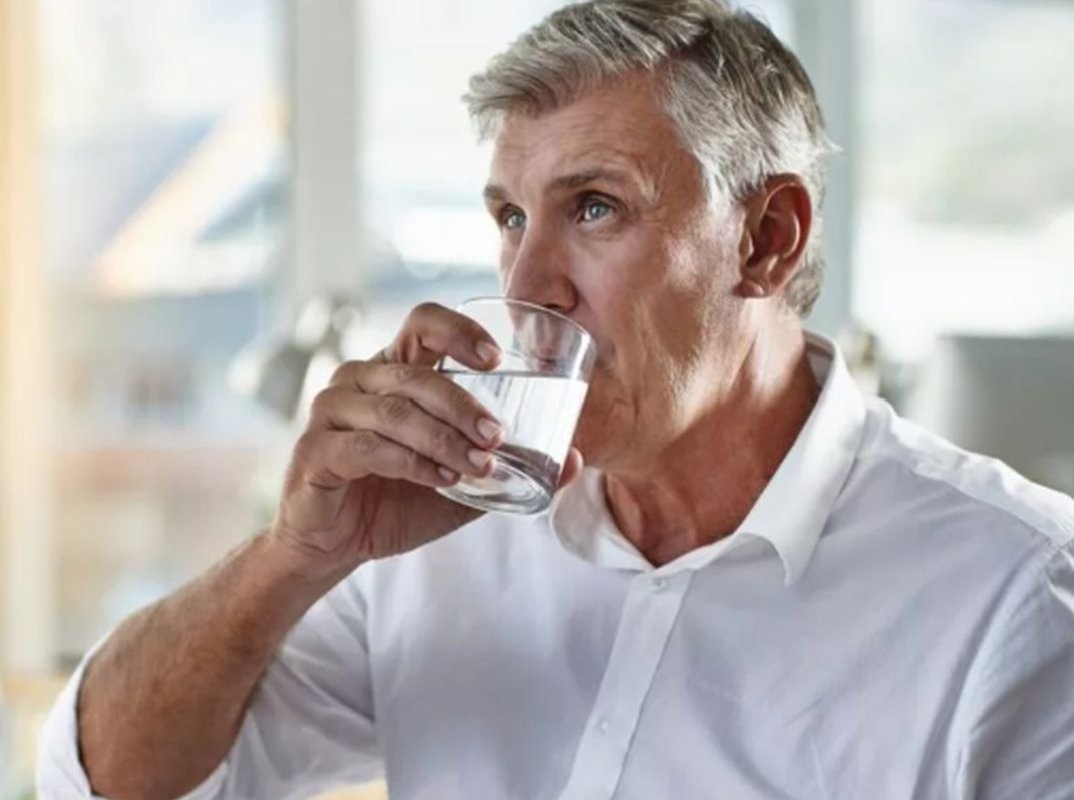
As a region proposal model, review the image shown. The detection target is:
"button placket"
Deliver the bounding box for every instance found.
[557,570,692,800]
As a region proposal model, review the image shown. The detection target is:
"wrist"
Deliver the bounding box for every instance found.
[258,526,365,593]
[206,532,353,651]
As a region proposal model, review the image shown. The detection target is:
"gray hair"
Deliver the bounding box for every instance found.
[464,0,831,318]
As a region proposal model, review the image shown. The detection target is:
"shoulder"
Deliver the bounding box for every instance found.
[851,396,1074,554]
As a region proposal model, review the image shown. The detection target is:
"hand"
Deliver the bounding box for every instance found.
[268,301,584,582]
[269,301,498,580]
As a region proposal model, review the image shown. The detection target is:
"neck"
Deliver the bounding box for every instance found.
[603,325,819,568]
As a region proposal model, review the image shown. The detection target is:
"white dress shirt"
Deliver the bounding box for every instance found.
[39,332,1074,800]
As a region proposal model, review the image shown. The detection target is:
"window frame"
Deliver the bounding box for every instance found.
[0,0,57,673]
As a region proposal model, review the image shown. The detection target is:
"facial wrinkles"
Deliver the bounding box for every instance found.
[488,77,734,463]
[493,126,681,350]
[610,161,716,441]
[647,194,719,396]
[492,85,678,206]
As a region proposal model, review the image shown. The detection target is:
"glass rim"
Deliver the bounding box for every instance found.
[457,295,594,345]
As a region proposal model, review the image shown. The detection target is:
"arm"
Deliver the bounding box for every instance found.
[37,303,509,799]
[39,540,383,800]
[76,532,341,799]
[951,542,1074,800]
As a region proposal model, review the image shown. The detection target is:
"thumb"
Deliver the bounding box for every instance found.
[557,447,584,489]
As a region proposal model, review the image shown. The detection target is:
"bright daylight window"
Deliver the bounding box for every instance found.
[855,0,1074,497]
[855,0,1074,360]
[39,0,287,663]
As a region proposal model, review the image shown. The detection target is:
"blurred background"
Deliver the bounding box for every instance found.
[1,0,1072,796]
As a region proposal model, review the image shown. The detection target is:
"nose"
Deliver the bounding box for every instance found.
[501,224,577,315]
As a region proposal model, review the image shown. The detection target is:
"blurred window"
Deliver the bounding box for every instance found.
[39,0,288,662]
[855,0,1074,360]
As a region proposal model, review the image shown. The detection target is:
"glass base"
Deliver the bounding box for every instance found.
[436,447,557,515]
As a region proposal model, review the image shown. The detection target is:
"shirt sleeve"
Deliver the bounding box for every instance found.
[37,571,382,800]
[951,541,1074,800]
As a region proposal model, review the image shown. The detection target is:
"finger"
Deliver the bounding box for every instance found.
[387,302,502,370]
[557,446,584,489]
[302,428,464,490]
[326,364,504,450]
[310,387,496,479]
[280,428,463,537]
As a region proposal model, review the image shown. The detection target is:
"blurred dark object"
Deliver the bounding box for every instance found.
[229,294,362,421]
[839,323,882,396]
[904,334,1074,496]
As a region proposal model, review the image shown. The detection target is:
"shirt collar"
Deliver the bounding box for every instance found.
[549,331,867,585]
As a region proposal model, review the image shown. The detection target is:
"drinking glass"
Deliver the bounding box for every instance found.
[436,297,596,515]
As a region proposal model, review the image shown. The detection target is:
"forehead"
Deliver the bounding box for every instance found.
[488,72,693,191]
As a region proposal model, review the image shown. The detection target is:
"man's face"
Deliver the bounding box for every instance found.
[484,72,752,471]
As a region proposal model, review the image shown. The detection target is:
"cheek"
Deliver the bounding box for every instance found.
[570,273,625,358]
[567,226,707,381]
[573,234,659,309]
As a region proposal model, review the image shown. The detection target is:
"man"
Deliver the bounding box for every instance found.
[39,1,1074,798]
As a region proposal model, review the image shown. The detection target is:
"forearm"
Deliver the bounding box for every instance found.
[78,531,346,800]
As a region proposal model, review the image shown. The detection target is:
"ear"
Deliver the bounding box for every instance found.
[736,175,813,301]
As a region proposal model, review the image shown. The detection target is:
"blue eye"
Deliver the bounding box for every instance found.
[502,208,526,230]
[580,198,613,222]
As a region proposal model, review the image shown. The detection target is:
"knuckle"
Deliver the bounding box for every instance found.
[291,430,324,470]
[309,386,341,419]
[377,396,413,426]
[350,431,381,459]
[402,446,425,475]
[432,425,458,456]
[451,386,479,419]
[330,359,362,386]
[410,301,443,321]
[291,431,314,462]
[387,362,418,386]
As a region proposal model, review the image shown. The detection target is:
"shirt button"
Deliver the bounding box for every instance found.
[652,576,668,591]
[597,718,610,734]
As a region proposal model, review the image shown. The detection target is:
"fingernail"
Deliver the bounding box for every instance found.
[477,417,502,442]
[438,466,458,483]
[468,448,492,470]
[476,341,500,364]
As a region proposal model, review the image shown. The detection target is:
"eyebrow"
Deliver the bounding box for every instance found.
[483,167,635,205]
